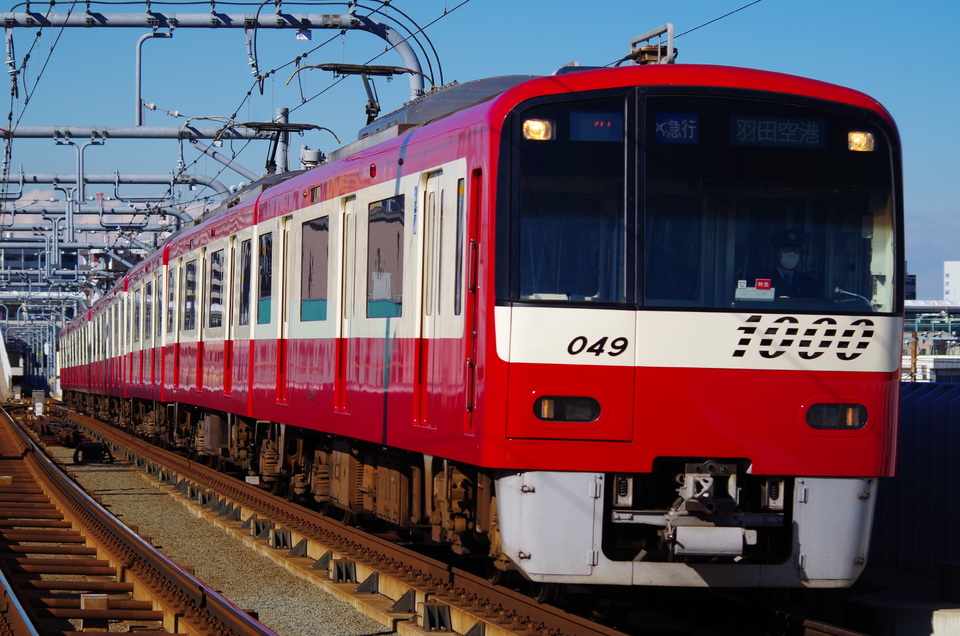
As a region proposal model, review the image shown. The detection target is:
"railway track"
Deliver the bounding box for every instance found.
[47,406,645,636]
[12,402,872,636]
[0,403,277,636]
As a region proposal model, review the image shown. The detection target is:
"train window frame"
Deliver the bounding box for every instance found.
[182,259,197,331]
[155,273,164,339]
[639,88,901,315]
[499,92,631,307]
[166,264,178,334]
[283,217,292,329]
[366,195,405,319]
[496,87,902,316]
[208,248,225,329]
[300,216,330,322]
[104,303,111,361]
[113,302,120,358]
[239,238,252,326]
[144,280,153,342]
[258,232,273,325]
[423,173,441,317]
[132,286,142,344]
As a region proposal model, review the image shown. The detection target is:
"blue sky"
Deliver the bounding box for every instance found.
[4,0,958,299]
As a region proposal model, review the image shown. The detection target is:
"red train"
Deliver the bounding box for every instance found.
[59,49,903,587]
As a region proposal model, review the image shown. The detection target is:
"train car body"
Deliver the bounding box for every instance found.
[59,62,903,588]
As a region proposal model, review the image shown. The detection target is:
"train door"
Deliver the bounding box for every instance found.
[113,302,120,393]
[120,288,135,397]
[144,278,154,392]
[278,216,292,404]
[252,226,277,411]
[205,245,227,398]
[224,237,235,396]
[166,260,180,393]
[335,196,357,413]
[416,172,441,427]
[155,272,164,400]
[416,170,471,431]
[180,256,200,392]
[196,248,207,391]
[232,233,255,414]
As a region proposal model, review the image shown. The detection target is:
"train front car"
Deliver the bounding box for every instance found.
[486,65,902,587]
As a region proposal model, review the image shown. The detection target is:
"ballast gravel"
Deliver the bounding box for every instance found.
[45,445,391,636]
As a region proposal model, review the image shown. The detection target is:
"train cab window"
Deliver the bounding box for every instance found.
[301,217,329,321]
[501,91,898,315]
[208,249,224,328]
[258,233,273,324]
[367,195,405,318]
[239,239,252,326]
[183,260,197,331]
[510,97,627,304]
[642,94,898,314]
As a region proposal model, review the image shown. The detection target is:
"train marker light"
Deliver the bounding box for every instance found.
[539,397,555,419]
[848,131,875,152]
[534,396,600,422]
[806,403,868,430]
[523,119,554,140]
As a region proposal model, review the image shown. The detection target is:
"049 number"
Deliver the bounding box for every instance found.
[567,336,629,357]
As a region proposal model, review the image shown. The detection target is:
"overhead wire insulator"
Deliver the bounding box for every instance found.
[5,28,19,100]
[244,26,264,95]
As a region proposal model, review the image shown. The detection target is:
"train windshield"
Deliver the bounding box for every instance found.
[502,89,899,314]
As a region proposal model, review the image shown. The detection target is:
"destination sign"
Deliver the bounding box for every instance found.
[731,116,826,149]
[655,113,699,144]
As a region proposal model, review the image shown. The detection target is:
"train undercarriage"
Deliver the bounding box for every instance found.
[64,391,875,587]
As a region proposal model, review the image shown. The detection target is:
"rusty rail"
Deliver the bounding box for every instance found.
[0,404,278,636]
[59,405,876,636]
[65,408,629,636]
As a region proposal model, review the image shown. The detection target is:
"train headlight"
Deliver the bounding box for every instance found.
[523,119,555,141]
[848,131,875,152]
[534,396,600,422]
[806,403,868,430]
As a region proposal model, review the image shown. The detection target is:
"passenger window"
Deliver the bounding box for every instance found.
[133,288,141,343]
[166,266,177,334]
[258,233,273,324]
[367,195,404,318]
[301,217,329,321]
[183,260,197,331]
[144,282,153,340]
[239,239,252,326]
[155,274,163,338]
[209,249,224,328]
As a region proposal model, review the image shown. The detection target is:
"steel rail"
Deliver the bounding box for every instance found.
[0,404,278,636]
[52,404,885,636]
[63,407,629,636]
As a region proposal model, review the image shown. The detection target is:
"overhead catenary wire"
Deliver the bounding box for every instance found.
[287,0,470,118]
[604,0,768,67]
[3,1,466,200]
[675,0,766,38]
[180,0,466,188]
[2,2,75,213]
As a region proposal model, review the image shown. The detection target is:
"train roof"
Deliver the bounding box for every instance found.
[328,75,538,162]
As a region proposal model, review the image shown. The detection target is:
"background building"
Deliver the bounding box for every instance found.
[944,261,960,302]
